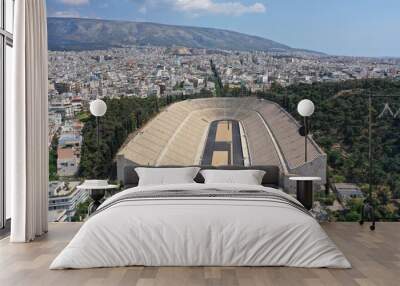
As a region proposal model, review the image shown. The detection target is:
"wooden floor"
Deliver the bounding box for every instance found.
[0,222,399,286]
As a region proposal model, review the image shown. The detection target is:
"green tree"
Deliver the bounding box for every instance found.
[49,135,59,181]
[71,200,90,222]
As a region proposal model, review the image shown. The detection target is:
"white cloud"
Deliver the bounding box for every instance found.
[51,10,81,18]
[59,0,90,6]
[170,0,266,16]
[100,3,110,9]
[139,5,148,14]
[137,0,266,16]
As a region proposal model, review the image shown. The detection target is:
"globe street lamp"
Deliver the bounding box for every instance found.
[297,99,315,162]
[81,99,109,214]
[90,99,107,163]
[90,99,107,117]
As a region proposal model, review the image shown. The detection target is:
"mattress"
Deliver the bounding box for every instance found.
[50,183,351,269]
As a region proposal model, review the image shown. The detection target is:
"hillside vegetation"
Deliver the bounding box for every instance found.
[256,79,400,220]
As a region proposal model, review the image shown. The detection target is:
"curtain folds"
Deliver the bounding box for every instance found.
[9,0,48,242]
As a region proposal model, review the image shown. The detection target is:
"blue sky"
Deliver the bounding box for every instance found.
[46,0,400,57]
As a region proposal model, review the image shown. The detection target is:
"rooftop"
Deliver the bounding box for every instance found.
[57,148,76,160]
[0,222,398,286]
[334,183,364,197]
[334,183,362,190]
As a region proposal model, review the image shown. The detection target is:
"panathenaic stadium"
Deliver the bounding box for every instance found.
[116,97,327,192]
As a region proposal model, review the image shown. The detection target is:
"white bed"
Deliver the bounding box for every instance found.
[50,183,351,269]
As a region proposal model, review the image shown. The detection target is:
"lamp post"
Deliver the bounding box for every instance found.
[89,99,107,165]
[83,99,108,214]
[297,99,315,162]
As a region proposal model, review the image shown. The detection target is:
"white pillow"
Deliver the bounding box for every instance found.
[200,169,266,185]
[135,167,200,186]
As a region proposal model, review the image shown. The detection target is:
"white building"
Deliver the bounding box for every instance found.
[57,147,79,177]
[334,183,364,202]
[48,181,89,222]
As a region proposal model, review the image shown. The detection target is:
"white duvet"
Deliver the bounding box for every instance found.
[50,183,351,269]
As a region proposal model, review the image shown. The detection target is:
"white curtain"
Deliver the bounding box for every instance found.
[8,0,48,242]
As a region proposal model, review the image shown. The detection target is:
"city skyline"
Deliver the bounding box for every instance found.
[46,0,400,58]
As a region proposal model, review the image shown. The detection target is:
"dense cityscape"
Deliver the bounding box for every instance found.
[47,46,400,222]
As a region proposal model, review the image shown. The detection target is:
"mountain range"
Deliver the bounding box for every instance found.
[47,17,321,55]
